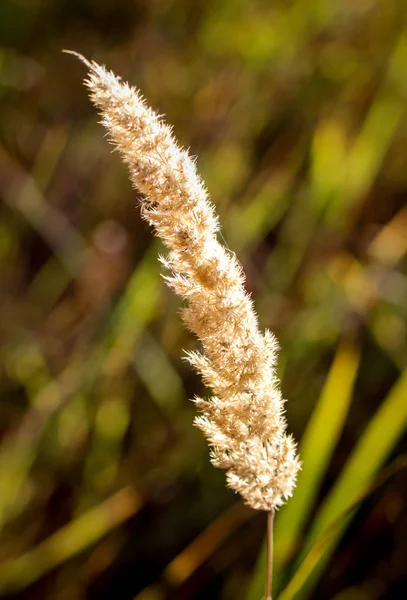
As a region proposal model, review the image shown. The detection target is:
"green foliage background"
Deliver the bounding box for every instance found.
[0,1,406,599]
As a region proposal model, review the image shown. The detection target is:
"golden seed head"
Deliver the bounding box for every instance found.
[78,55,300,510]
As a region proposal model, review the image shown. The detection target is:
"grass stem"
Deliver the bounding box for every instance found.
[266,510,274,600]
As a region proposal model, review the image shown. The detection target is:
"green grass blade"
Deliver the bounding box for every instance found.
[248,342,360,600]
[133,331,186,416]
[103,242,163,377]
[275,342,360,564]
[0,487,143,594]
[279,368,407,600]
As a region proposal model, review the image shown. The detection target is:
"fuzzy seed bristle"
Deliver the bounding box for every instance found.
[71,52,300,511]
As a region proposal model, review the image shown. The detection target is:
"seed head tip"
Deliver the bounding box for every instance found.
[62,49,93,70]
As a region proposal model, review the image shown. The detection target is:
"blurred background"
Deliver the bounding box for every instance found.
[0,1,406,599]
